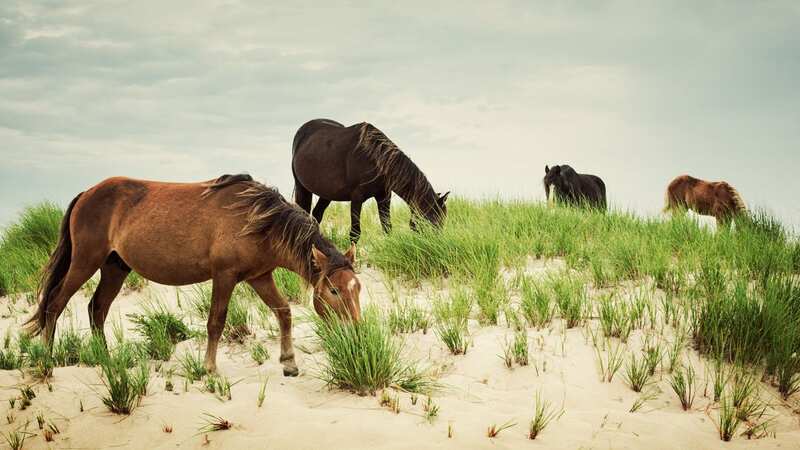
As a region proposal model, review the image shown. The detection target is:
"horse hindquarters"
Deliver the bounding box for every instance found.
[27,191,113,346]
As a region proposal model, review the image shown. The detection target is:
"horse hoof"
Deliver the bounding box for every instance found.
[283,366,299,377]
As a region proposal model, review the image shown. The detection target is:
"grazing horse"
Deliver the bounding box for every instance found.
[292,119,450,242]
[543,165,607,210]
[664,175,746,226]
[24,174,361,376]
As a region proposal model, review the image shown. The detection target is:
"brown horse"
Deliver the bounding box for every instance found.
[24,174,361,376]
[292,119,449,242]
[664,175,747,226]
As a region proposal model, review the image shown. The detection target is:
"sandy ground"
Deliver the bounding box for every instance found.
[1,260,799,450]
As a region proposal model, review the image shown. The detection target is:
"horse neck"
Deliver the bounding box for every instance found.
[272,233,323,287]
[391,171,438,216]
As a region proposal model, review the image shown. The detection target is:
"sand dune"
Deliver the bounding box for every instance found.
[1,262,799,450]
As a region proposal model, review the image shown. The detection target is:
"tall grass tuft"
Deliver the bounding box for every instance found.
[0,202,62,295]
[518,276,555,328]
[528,391,563,440]
[98,352,150,415]
[432,289,472,355]
[311,306,435,395]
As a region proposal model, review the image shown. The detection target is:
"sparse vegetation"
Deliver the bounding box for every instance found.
[98,353,150,415]
[669,364,697,411]
[432,289,472,355]
[528,391,563,440]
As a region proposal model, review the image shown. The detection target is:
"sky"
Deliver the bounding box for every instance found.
[1,0,799,230]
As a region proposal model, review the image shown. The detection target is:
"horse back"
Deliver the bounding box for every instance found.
[291,120,385,200]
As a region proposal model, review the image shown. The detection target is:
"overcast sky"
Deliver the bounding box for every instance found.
[1,1,798,230]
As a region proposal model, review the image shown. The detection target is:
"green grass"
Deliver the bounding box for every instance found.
[98,352,150,415]
[0,202,62,295]
[310,306,435,395]
[517,275,555,328]
[432,289,472,355]
[387,300,430,334]
[528,391,564,440]
[3,196,800,403]
[189,284,251,342]
[128,300,192,361]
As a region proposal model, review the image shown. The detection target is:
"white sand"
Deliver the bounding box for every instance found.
[1,261,799,450]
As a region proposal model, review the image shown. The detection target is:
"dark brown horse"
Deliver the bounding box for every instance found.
[664,175,746,226]
[25,174,360,376]
[543,164,607,210]
[292,119,449,242]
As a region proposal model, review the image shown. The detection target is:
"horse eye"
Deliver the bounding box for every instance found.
[329,288,339,296]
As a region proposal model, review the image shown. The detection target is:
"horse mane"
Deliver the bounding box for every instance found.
[721,183,747,213]
[356,123,437,207]
[201,174,350,282]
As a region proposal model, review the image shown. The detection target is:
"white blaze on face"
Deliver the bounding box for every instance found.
[347,278,357,294]
[547,184,556,206]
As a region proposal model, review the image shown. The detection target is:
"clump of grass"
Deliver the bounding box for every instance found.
[597,294,633,342]
[432,289,472,355]
[129,300,191,361]
[717,395,741,442]
[473,273,508,325]
[257,376,268,407]
[99,354,150,415]
[189,285,250,342]
[518,276,555,328]
[669,364,697,411]
[629,388,660,413]
[24,341,54,379]
[710,358,730,402]
[623,353,652,392]
[528,391,563,440]
[595,340,625,382]
[1,424,34,450]
[198,413,232,433]
[310,306,435,395]
[274,268,304,302]
[78,333,109,366]
[53,326,84,367]
[178,350,207,382]
[379,390,401,414]
[501,329,529,368]
[387,300,430,334]
[0,347,21,370]
[423,396,439,423]
[250,342,269,365]
[487,420,516,438]
[551,273,587,328]
[124,271,147,291]
[0,202,62,295]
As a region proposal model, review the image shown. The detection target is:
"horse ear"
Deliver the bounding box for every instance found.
[311,245,328,269]
[439,191,450,203]
[545,165,550,174]
[343,243,356,264]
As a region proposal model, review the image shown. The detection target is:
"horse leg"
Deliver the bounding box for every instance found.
[87,258,130,341]
[248,273,298,376]
[203,273,237,373]
[312,198,331,224]
[43,255,105,348]
[349,198,364,243]
[294,179,313,213]
[377,193,392,234]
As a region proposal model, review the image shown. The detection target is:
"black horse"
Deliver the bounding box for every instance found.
[543,165,606,210]
[292,119,449,242]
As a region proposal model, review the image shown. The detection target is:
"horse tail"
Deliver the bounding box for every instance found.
[662,185,673,213]
[23,192,83,336]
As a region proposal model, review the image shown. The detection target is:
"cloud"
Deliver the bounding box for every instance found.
[0,0,798,229]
